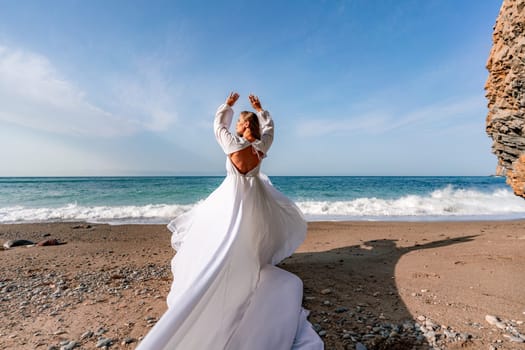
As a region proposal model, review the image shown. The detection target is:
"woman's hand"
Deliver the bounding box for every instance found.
[226,92,240,107]
[249,94,263,112]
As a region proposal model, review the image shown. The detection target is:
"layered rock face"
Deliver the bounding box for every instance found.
[485,0,525,197]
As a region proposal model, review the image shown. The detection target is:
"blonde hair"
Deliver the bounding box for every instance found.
[240,111,261,140]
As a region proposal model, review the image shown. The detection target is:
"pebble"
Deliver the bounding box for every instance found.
[96,338,113,348]
[318,330,327,337]
[60,341,78,350]
[38,239,62,246]
[320,288,333,295]
[485,315,506,330]
[402,321,414,330]
[443,329,457,339]
[425,319,437,330]
[424,330,436,340]
[355,342,367,350]
[460,332,471,341]
[81,330,94,340]
[146,317,157,325]
[96,327,108,336]
[504,334,525,343]
[121,337,135,345]
[3,239,35,248]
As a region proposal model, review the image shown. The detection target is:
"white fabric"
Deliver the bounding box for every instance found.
[136,104,323,350]
[229,265,325,350]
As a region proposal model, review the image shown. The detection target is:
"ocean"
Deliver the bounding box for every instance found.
[0,176,524,224]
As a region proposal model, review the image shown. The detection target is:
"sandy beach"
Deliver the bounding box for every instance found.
[1,220,524,350]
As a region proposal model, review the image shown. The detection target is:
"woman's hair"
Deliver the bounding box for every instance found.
[240,111,261,140]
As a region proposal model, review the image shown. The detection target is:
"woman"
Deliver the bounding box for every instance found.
[137,93,323,349]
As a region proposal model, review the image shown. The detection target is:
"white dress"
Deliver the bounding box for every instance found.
[136,104,324,350]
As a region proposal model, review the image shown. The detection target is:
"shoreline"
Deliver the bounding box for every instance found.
[2,214,525,226]
[1,220,524,349]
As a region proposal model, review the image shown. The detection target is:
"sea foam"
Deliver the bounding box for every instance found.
[0,186,524,224]
[298,186,525,221]
[0,203,195,225]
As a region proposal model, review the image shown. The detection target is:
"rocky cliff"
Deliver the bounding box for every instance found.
[486,0,525,197]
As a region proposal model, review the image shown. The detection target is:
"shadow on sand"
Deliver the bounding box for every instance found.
[281,235,477,350]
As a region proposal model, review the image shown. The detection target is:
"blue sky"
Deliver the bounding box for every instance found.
[0,0,502,176]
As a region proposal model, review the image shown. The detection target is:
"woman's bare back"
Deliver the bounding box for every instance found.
[229,146,264,174]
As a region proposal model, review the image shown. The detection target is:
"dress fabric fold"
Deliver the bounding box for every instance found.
[136,104,324,350]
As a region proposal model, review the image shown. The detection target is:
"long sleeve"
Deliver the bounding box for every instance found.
[214,103,241,155]
[253,109,274,155]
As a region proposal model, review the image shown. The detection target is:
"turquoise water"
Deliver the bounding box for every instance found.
[0,176,524,223]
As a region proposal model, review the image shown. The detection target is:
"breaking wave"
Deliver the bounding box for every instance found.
[0,203,195,225]
[297,186,525,221]
[1,186,524,224]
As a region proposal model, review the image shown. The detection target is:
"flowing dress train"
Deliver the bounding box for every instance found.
[136,104,324,350]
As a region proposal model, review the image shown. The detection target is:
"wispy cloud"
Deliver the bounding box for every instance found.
[387,96,483,131]
[0,45,178,137]
[296,112,391,136]
[296,96,483,137]
[107,56,179,132]
[0,45,136,136]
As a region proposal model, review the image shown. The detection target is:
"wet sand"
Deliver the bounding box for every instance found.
[0,220,524,349]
